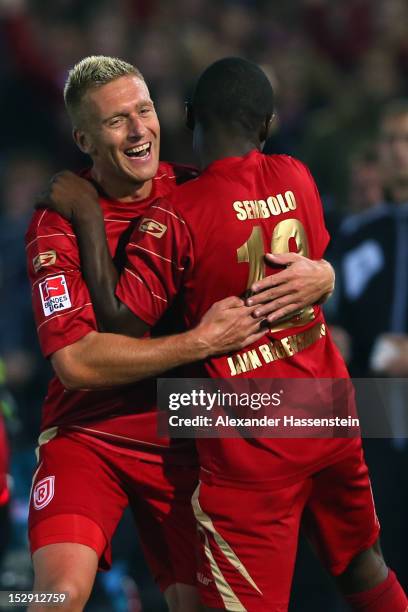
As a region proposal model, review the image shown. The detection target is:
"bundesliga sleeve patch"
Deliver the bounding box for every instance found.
[39,274,72,316]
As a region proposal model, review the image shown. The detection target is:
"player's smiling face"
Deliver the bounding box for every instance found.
[78,75,160,200]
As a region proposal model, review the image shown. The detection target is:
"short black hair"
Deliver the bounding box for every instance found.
[191,57,274,133]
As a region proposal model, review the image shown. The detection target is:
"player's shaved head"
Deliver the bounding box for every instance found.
[64,55,144,128]
[190,57,274,134]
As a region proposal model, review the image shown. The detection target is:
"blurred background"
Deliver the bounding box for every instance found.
[0,0,407,609]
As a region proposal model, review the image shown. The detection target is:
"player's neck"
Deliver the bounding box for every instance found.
[91,168,152,202]
[194,125,260,170]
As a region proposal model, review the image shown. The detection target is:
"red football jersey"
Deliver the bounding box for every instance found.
[26,161,198,463]
[117,150,361,487]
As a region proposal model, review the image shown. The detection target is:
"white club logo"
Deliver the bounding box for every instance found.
[33,476,55,510]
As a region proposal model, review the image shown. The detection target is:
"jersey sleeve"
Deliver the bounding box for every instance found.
[116,199,194,326]
[25,209,97,357]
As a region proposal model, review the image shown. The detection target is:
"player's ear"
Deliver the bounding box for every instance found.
[185,101,195,131]
[73,128,94,155]
[260,113,275,142]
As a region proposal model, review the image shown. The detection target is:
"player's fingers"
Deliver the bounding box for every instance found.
[232,304,261,316]
[238,306,265,323]
[246,315,269,335]
[217,296,245,310]
[249,270,293,295]
[267,303,303,324]
[250,274,280,294]
[234,309,263,333]
[247,304,264,317]
[265,252,299,266]
[241,329,266,348]
[246,317,263,332]
[254,292,300,317]
[247,283,297,307]
[254,296,299,318]
[207,297,243,317]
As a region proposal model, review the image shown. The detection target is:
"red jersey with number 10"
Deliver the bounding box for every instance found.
[116,150,361,488]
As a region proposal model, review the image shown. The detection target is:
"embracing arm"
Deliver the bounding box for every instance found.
[72,206,144,335]
[37,170,148,336]
[51,297,265,389]
[52,331,210,389]
[78,228,335,332]
[77,222,334,333]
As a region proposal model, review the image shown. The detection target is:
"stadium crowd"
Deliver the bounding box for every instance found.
[1,0,408,610]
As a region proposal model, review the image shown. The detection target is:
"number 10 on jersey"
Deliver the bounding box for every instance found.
[237,219,314,330]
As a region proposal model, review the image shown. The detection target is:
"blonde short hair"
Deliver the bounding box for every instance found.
[64,55,144,126]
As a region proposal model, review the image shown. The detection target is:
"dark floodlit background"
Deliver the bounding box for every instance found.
[1,1,407,610]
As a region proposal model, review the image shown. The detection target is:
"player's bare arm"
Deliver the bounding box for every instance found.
[38,171,143,336]
[51,296,264,389]
[36,174,264,390]
[246,252,334,323]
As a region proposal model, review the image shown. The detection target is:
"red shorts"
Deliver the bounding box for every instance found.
[193,446,380,611]
[28,432,199,592]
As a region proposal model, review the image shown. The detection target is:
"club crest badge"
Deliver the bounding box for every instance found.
[139,218,167,238]
[33,476,55,510]
[33,250,57,273]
